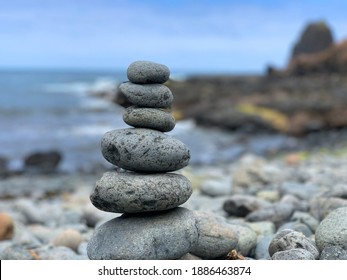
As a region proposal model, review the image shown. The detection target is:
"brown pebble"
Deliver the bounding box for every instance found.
[285,153,302,165]
[52,229,83,252]
[0,212,14,241]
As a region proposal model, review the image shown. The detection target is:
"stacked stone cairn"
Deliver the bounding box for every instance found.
[87,61,199,260]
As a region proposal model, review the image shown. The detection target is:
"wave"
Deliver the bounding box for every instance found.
[42,76,118,97]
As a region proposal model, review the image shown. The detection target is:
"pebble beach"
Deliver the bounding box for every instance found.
[1,63,347,260]
[1,149,347,260]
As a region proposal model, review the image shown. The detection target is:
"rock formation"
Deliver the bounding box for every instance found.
[291,21,334,58]
[87,61,198,260]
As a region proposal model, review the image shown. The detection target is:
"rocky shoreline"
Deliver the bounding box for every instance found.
[1,149,347,260]
[166,74,347,136]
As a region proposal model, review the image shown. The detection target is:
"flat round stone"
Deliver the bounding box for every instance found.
[87,207,198,260]
[101,128,190,173]
[119,82,173,108]
[90,171,192,213]
[123,106,175,132]
[127,61,170,84]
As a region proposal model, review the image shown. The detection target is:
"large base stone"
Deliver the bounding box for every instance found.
[87,207,198,260]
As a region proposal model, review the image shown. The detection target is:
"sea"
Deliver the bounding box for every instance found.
[0,69,298,173]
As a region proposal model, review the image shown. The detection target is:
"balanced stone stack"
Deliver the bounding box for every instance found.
[87,61,198,260]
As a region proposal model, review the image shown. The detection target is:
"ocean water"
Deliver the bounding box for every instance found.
[0,69,221,172]
[0,70,299,173]
[0,69,131,172]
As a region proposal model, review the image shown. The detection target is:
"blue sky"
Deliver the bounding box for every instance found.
[1,0,347,73]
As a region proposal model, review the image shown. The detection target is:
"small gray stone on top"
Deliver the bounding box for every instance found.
[87,207,198,260]
[127,61,170,84]
[119,82,173,108]
[90,171,192,213]
[315,207,347,252]
[123,106,175,132]
[101,128,190,173]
